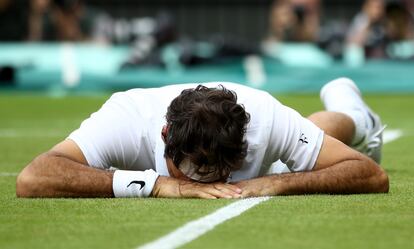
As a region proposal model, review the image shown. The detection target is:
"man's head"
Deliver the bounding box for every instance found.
[163,85,250,183]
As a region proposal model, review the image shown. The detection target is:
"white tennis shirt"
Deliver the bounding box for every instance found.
[68,82,324,182]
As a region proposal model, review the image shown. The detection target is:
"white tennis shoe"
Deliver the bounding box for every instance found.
[320,78,385,164]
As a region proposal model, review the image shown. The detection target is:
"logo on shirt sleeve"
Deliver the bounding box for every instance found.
[299,133,309,144]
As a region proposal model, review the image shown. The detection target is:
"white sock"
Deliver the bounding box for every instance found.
[340,109,367,145]
[320,78,368,145]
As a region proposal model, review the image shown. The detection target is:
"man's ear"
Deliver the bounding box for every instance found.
[161,125,168,143]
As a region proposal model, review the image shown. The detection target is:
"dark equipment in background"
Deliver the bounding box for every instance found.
[53,0,81,12]
[0,66,16,86]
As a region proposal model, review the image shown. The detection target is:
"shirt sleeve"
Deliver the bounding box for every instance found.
[266,100,324,172]
[67,92,142,169]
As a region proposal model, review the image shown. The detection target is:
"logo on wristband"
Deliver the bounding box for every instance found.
[127,180,146,190]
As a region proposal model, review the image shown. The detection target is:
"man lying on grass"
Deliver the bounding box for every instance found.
[16,78,389,198]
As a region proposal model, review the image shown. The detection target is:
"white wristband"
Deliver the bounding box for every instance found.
[112,169,159,198]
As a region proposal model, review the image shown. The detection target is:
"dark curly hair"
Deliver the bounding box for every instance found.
[164,85,251,182]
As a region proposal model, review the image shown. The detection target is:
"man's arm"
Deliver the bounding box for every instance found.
[16,140,114,197]
[17,140,241,199]
[234,134,389,197]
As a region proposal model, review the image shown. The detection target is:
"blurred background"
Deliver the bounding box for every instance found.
[1,0,414,93]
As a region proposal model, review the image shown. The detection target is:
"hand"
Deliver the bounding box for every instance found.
[234,176,281,198]
[151,176,243,199]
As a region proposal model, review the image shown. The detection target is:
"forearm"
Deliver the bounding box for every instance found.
[237,157,389,197]
[273,159,389,195]
[16,152,114,198]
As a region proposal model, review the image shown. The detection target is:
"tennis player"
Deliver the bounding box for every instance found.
[16,77,389,198]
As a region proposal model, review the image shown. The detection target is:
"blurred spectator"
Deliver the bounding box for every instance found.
[263,0,334,67]
[28,0,110,42]
[121,12,178,66]
[267,0,321,42]
[403,0,414,14]
[385,1,414,42]
[347,0,387,58]
[122,12,258,69]
[347,0,414,61]
[0,0,28,41]
[27,0,51,41]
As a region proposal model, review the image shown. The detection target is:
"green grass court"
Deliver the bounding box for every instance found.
[0,93,413,249]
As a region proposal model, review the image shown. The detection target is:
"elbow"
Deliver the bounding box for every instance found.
[372,167,389,194]
[16,154,47,198]
[16,166,36,197]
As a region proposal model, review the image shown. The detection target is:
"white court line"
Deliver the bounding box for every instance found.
[383,129,403,144]
[0,129,66,138]
[0,173,18,177]
[0,130,405,249]
[138,197,270,249]
[138,129,403,249]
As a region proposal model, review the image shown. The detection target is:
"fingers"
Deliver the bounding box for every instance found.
[240,190,254,198]
[154,176,249,199]
[212,183,242,198]
[179,181,242,199]
[218,183,243,194]
[178,181,216,199]
[204,187,235,199]
[231,180,256,198]
[196,192,218,199]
